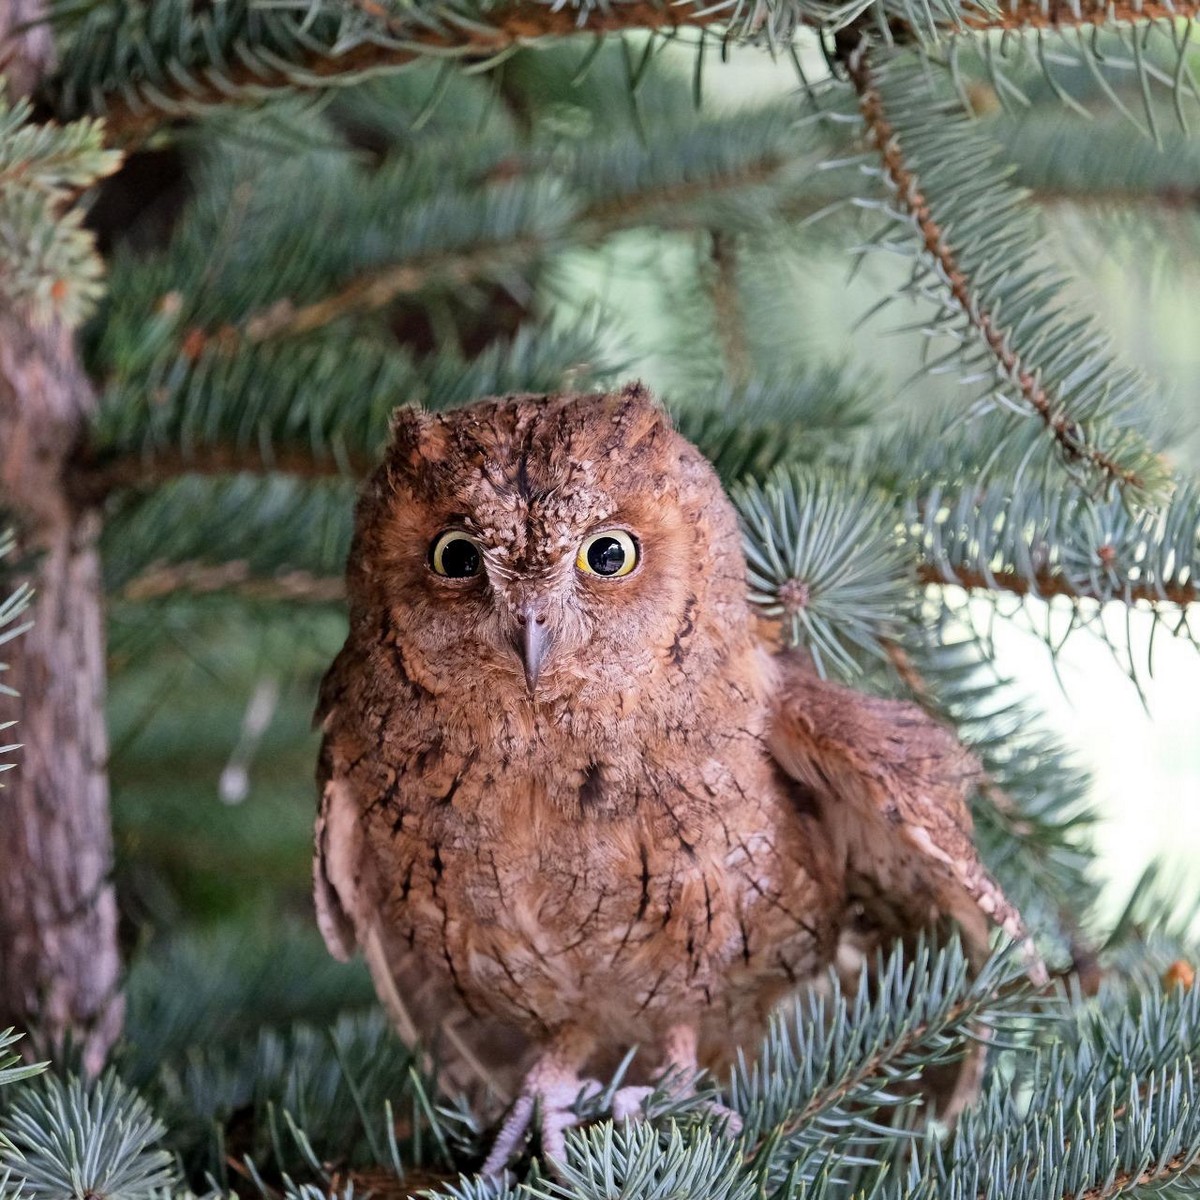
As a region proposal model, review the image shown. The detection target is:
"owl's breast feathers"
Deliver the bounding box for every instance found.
[316,635,835,1048]
[315,635,1041,1099]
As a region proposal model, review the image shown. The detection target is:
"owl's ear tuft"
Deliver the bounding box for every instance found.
[386,405,449,469]
[616,379,668,420]
[610,380,674,450]
[389,404,433,445]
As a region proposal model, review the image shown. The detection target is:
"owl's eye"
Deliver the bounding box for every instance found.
[576,530,638,578]
[430,531,482,578]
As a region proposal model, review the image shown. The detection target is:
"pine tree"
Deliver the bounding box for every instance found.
[0,0,1198,1197]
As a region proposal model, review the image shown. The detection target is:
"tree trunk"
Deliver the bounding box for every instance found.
[0,2,121,1070]
[0,312,122,1074]
[0,0,121,1080]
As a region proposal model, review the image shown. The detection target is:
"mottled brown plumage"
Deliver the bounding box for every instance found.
[313,384,1042,1171]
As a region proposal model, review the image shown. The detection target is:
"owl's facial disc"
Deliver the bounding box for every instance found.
[425,523,644,697]
[364,389,756,712]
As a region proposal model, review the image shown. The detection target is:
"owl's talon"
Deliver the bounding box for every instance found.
[481,1092,536,1177]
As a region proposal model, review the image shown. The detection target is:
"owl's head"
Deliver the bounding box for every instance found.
[348,383,760,722]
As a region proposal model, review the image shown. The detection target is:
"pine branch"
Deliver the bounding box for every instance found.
[43,0,1200,154]
[46,0,732,146]
[0,1072,178,1200]
[980,0,1200,27]
[923,1011,1200,1200]
[999,107,1200,207]
[242,151,804,342]
[100,476,356,599]
[907,472,1200,649]
[0,1028,45,1092]
[965,20,1200,133]
[843,46,1170,500]
[78,322,622,499]
[239,239,546,343]
[546,1123,757,1200]
[0,92,121,324]
[98,111,816,355]
[78,444,371,500]
[706,232,751,391]
[733,939,1045,1188]
[736,465,917,676]
[120,561,346,605]
[671,368,876,485]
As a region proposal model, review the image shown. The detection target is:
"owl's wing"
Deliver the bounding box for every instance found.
[313,663,530,1107]
[768,652,1045,982]
[767,654,1045,1119]
[314,716,436,1052]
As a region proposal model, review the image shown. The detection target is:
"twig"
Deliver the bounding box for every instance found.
[917,562,1196,607]
[213,155,792,346]
[708,230,751,390]
[119,560,345,605]
[69,445,375,504]
[979,0,1200,28]
[1074,1155,1193,1200]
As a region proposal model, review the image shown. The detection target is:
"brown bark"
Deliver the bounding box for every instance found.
[0,0,53,99]
[0,8,122,1073]
[0,315,122,1075]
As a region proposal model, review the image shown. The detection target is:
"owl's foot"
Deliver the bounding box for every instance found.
[690,1097,744,1134]
[481,1026,744,1176]
[477,1075,590,1176]
[611,1084,654,1121]
[609,1076,743,1134]
[481,1057,602,1177]
[614,1023,744,1134]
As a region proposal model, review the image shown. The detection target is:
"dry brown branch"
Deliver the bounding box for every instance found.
[917,562,1197,606]
[120,560,346,604]
[242,238,547,342]
[70,444,376,504]
[708,230,751,390]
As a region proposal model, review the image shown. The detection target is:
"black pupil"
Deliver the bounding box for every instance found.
[587,536,627,576]
[438,537,480,578]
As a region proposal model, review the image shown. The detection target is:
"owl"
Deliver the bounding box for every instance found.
[313,383,1043,1174]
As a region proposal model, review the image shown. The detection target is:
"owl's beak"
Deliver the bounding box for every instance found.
[516,605,552,695]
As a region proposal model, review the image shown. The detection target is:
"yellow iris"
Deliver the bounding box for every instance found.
[576,530,638,578]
